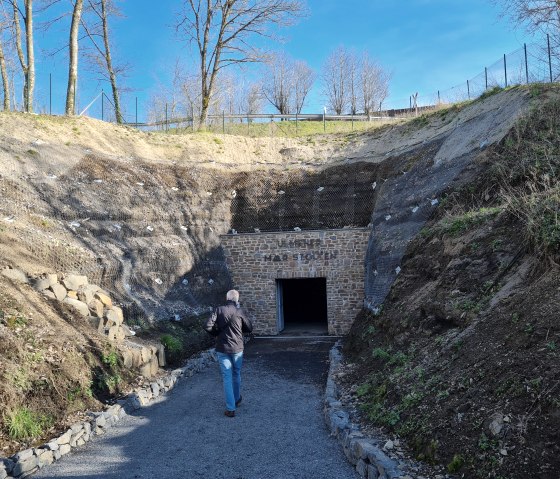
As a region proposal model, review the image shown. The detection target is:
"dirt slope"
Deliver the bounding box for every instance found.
[0,86,552,466]
[343,89,560,479]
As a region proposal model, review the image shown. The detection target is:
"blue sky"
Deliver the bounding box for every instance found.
[27,0,537,120]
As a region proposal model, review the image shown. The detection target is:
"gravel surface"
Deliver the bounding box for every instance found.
[34,337,357,479]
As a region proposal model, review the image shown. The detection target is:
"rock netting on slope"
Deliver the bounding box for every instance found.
[0,349,216,479]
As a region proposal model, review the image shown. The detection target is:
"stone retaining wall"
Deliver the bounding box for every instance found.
[1,268,164,378]
[221,228,370,335]
[0,349,216,479]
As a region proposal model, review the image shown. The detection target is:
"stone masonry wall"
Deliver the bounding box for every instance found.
[221,229,370,335]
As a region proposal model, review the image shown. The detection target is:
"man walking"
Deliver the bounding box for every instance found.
[204,290,253,417]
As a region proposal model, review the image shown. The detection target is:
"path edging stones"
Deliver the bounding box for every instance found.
[324,341,409,479]
[0,349,217,479]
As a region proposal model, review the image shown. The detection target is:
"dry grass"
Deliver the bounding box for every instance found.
[493,97,560,260]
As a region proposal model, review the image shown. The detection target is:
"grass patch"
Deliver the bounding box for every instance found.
[438,207,503,236]
[161,333,184,364]
[4,407,53,440]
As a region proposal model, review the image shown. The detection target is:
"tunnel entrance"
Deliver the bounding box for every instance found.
[276,278,328,336]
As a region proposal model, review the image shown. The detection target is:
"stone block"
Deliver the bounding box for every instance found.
[105,307,123,327]
[56,429,72,445]
[140,347,151,363]
[94,292,112,308]
[1,268,28,284]
[63,297,90,317]
[12,456,38,476]
[43,290,56,300]
[50,283,67,301]
[157,344,166,367]
[59,444,71,456]
[62,274,88,291]
[34,275,57,291]
[37,449,54,467]
[77,286,95,305]
[356,459,368,477]
[89,299,104,319]
[13,448,34,462]
[150,382,160,397]
[67,290,78,299]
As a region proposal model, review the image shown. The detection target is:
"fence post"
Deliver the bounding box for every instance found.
[101,89,104,121]
[49,73,52,115]
[524,43,529,84]
[467,80,470,100]
[438,90,440,104]
[485,67,488,90]
[504,54,508,87]
[548,34,553,83]
[351,112,354,131]
[135,97,138,126]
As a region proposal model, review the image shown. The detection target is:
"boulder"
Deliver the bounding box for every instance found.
[94,291,112,308]
[88,298,104,318]
[43,290,56,300]
[50,283,67,301]
[62,274,88,291]
[157,344,166,367]
[1,268,28,283]
[105,307,123,327]
[63,297,90,317]
[34,274,57,291]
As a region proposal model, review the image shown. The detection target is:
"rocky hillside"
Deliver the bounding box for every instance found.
[0,85,555,470]
[342,88,560,478]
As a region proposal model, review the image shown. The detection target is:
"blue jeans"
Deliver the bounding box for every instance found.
[216,351,243,411]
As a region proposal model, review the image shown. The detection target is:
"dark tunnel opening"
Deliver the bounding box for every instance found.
[277,278,328,335]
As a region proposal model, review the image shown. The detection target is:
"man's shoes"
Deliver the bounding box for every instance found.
[235,396,242,407]
[224,410,235,418]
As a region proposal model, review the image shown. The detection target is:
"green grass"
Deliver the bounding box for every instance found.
[164,118,398,138]
[4,407,53,440]
[102,350,119,368]
[438,207,503,236]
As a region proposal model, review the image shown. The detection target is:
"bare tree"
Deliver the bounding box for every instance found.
[243,82,262,116]
[322,46,350,114]
[77,0,124,122]
[10,0,34,112]
[292,59,313,114]
[175,0,304,126]
[347,51,360,115]
[262,52,313,114]
[361,53,390,115]
[0,7,10,110]
[262,51,292,114]
[496,0,560,39]
[65,0,83,115]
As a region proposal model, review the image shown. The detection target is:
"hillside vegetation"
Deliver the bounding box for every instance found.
[343,90,560,478]
[0,85,557,478]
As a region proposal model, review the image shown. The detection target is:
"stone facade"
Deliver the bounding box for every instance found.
[221,228,370,335]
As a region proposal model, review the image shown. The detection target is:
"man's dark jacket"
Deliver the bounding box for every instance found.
[204,300,253,353]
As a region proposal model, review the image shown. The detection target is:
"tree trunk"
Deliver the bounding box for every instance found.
[0,39,10,111]
[100,0,122,123]
[65,0,83,115]
[24,0,34,113]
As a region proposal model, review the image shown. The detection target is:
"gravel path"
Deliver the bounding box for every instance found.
[34,337,357,479]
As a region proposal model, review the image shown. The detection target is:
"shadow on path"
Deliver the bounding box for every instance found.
[34,338,357,479]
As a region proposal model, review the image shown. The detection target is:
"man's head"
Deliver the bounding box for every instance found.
[226,289,239,303]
